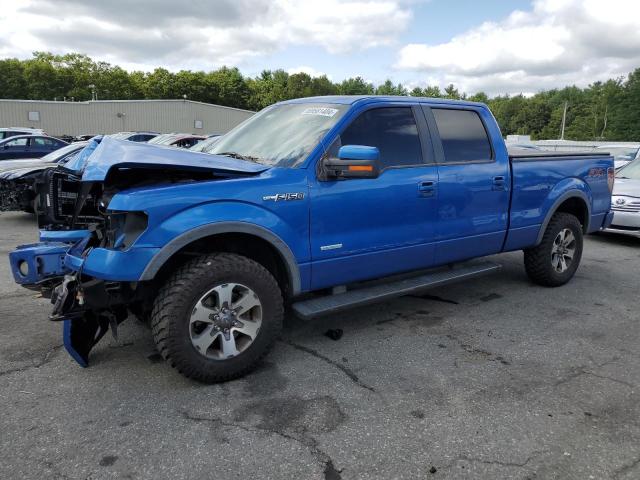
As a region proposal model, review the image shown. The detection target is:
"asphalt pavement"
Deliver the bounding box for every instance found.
[1,211,639,480]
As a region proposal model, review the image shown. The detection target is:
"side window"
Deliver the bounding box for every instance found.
[339,107,423,169]
[432,108,492,163]
[33,137,47,146]
[7,138,28,147]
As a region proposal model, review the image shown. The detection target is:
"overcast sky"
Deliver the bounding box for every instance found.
[1,0,639,95]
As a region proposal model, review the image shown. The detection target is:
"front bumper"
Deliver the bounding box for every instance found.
[10,231,159,286]
[9,231,158,367]
[605,210,640,237]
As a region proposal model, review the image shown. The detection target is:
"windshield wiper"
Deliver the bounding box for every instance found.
[216,151,262,163]
[617,176,629,179]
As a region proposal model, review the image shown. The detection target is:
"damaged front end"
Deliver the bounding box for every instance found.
[9,136,269,368]
[10,160,163,366]
[10,198,143,367]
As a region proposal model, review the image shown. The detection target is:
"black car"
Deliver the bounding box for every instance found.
[0,135,68,160]
[0,141,88,212]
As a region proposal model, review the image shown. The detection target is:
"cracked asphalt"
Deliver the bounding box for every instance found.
[1,210,639,480]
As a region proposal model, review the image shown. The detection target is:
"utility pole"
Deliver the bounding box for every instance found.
[560,101,568,140]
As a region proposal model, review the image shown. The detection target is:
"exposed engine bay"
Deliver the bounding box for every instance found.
[36,166,218,231]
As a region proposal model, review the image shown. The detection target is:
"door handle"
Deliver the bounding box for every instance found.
[492,176,506,191]
[418,181,436,197]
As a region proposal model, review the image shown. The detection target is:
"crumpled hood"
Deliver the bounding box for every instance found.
[64,136,270,182]
[613,177,640,197]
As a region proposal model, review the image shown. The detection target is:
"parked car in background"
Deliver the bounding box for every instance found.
[189,134,221,153]
[75,134,98,142]
[0,141,88,173]
[595,145,640,169]
[0,141,88,212]
[0,127,46,140]
[148,133,206,148]
[0,135,68,160]
[109,131,159,142]
[607,158,640,237]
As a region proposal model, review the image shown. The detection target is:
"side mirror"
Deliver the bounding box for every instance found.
[323,145,380,179]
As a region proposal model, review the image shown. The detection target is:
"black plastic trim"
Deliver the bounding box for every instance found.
[139,222,301,295]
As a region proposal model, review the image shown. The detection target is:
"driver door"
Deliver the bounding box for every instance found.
[309,105,439,290]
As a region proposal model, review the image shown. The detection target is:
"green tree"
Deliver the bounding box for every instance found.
[375,79,407,96]
[1,51,638,140]
[338,77,374,95]
[0,58,26,98]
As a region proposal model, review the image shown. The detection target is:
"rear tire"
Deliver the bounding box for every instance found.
[150,253,283,383]
[524,212,583,287]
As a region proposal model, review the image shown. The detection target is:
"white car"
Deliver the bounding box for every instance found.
[607,159,640,237]
[0,127,45,140]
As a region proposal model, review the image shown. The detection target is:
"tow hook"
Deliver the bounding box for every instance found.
[50,274,77,321]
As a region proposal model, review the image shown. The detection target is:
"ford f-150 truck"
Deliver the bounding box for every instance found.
[8,96,615,383]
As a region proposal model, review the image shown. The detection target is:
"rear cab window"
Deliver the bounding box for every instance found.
[431,108,492,163]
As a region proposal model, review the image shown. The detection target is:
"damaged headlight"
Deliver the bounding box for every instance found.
[105,211,148,250]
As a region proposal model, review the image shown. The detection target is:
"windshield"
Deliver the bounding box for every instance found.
[190,135,221,153]
[148,134,176,145]
[109,132,133,140]
[209,103,348,167]
[599,146,639,161]
[39,142,84,162]
[617,158,640,179]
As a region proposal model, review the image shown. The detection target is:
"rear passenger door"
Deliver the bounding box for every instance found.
[422,106,510,264]
[31,137,57,156]
[309,105,439,289]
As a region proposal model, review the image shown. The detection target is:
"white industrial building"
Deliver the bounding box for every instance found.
[0,99,254,137]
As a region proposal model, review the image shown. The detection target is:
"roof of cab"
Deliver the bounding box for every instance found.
[278,95,486,107]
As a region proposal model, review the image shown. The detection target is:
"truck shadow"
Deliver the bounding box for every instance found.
[589,232,640,248]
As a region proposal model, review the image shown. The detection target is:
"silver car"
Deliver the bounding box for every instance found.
[595,145,640,170]
[607,158,640,236]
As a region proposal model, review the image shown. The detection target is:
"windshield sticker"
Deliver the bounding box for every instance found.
[302,107,338,117]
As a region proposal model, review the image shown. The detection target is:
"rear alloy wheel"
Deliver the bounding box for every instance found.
[151,253,283,383]
[550,228,577,274]
[524,212,583,287]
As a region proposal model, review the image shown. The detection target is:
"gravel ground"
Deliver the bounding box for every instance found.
[1,210,639,480]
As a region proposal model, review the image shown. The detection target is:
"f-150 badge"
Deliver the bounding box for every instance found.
[263,193,305,202]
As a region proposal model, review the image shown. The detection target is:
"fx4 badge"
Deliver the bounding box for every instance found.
[263,193,305,202]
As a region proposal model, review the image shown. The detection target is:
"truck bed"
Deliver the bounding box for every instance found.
[504,149,614,251]
[507,147,611,159]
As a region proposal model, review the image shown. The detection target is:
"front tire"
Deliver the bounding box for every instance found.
[524,212,583,287]
[150,253,283,383]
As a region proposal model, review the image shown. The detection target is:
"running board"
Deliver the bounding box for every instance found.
[292,262,502,320]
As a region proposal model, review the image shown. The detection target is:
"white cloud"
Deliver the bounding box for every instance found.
[396,0,640,95]
[0,0,412,71]
[286,66,332,79]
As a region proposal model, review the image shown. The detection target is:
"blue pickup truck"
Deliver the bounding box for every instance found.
[9,96,615,382]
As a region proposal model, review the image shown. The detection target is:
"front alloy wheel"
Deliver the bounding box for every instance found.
[190,283,262,360]
[151,253,283,383]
